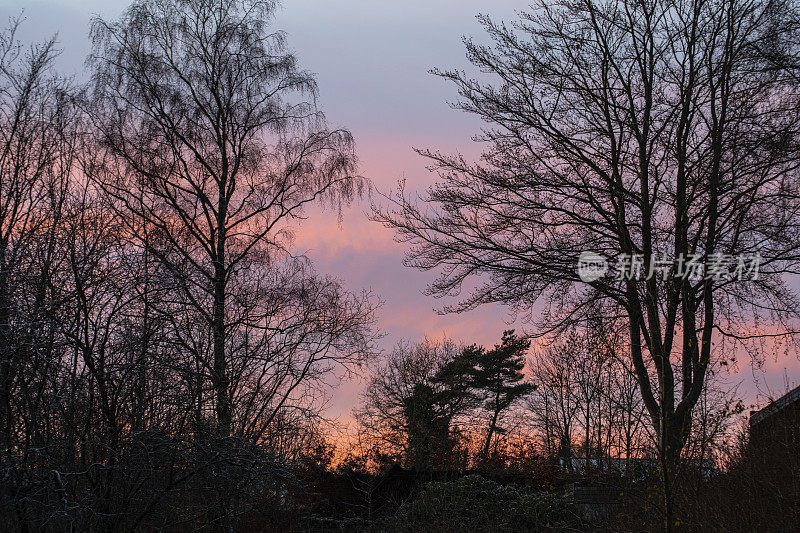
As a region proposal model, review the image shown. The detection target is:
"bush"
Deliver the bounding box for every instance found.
[390,475,579,532]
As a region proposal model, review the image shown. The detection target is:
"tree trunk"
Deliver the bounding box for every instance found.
[0,267,12,453]
[213,257,230,439]
[482,394,501,459]
[659,412,689,533]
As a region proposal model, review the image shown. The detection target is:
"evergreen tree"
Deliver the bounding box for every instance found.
[403,346,481,470]
[471,331,536,459]
[402,383,451,470]
[432,344,482,420]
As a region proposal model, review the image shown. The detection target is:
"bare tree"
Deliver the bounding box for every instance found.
[356,338,472,470]
[608,354,649,463]
[528,338,581,469]
[529,323,651,477]
[87,0,373,443]
[375,0,800,528]
[0,19,79,529]
[82,1,378,528]
[0,17,67,455]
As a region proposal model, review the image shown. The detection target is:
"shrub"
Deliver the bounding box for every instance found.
[390,475,579,532]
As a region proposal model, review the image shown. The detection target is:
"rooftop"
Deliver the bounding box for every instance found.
[750,384,800,427]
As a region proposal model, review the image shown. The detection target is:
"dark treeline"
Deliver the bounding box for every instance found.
[326,325,774,532]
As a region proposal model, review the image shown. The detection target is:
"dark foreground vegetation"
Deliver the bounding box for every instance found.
[242,433,799,532]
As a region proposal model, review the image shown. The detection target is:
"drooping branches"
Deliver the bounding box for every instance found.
[86,0,377,441]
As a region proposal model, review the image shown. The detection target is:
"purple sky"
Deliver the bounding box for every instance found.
[2,0,798,420]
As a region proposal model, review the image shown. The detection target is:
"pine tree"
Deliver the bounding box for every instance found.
[471,331,536,459]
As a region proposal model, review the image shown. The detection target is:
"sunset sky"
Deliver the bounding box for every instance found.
[2,0,798,420]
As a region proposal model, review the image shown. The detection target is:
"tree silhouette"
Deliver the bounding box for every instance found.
[470,331,535,460]
[87,0,372,444]
[357,338,498,470]
[402,383,452,471]
[84,0,377,527]
[375,0,800,528]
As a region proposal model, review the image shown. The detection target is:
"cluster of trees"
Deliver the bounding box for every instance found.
[356,326,741,478]
[356,331,534,471]
[528,328,650,468]
[0,0,377,530]
[529,325,742,471]
[376,0,800,528]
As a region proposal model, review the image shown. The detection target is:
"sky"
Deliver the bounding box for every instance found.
[1,0,798,420]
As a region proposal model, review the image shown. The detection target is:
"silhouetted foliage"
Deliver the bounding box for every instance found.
[357,338,474,471]
[470,331,536,460]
